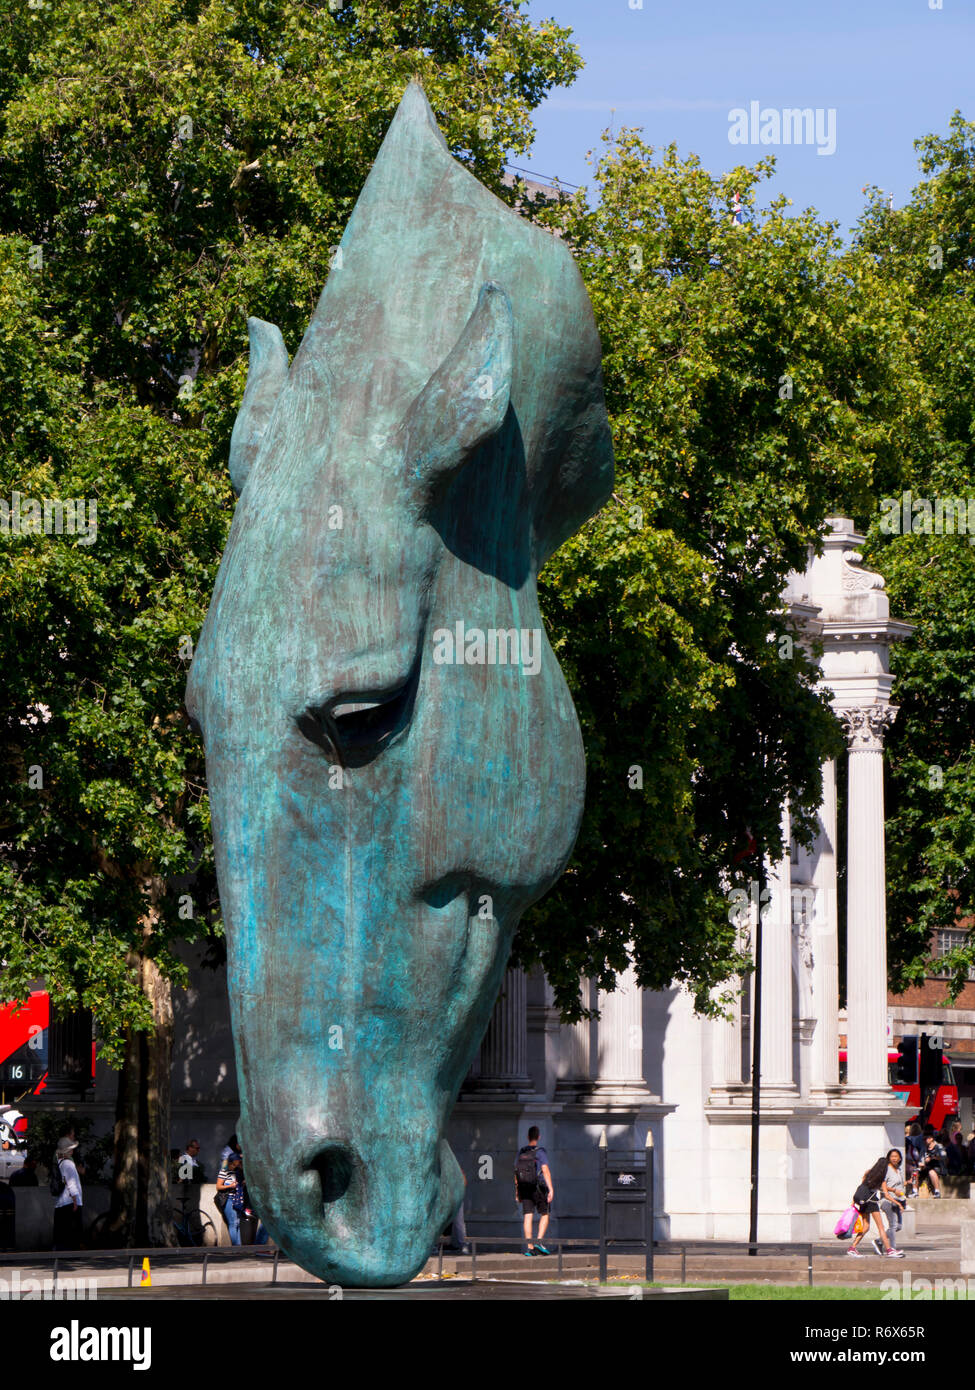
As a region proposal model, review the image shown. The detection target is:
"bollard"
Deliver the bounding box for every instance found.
[960,1221,975,1275]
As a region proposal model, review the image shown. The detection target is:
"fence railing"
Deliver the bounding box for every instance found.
[0,1237,818,1290]
[0,1244,281,1290]
[431,1235,817,1287]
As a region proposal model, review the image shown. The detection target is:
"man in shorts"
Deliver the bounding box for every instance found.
[514,1125,554,1257]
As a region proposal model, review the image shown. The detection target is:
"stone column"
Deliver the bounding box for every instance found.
[716,986,744,1087]
[761,807,796,1093]
[810,756,840,1091]
[555,978,594,1097]
[841,705,897,1093]
[591,964,650,1101]
[467,967,534,1095]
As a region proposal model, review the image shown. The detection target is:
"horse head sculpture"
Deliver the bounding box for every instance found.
[186,82,613,1287]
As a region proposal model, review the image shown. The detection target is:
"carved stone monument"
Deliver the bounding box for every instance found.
[186,82,613,1286]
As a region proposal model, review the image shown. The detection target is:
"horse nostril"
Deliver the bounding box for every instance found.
[306,1145,356,1205]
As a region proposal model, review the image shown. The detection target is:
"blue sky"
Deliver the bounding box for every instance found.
[520,0,974,234]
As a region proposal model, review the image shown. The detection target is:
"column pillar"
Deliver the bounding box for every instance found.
[841,705,897,1095]
[717,986,744,1087]
[465,967,534,1096]
[590,964,651,1103]
[710,897,753,1099]
[810,756,840,1091]
[555,978,594,1098]
[761,806,797,1094]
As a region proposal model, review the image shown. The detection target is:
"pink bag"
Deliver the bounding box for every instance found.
[834,1205,858,1239]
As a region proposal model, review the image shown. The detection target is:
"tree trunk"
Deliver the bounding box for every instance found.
[142,953,175,1246]
[107,1019,140,1241]
[107,877,177,1247]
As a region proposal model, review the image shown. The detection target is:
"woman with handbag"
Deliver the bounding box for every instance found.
[846,1157,906,1258]
[877,1148,909,1254]
[216,1152,244,1245]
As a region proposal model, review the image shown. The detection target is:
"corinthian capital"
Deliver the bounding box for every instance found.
[838,704,898,752]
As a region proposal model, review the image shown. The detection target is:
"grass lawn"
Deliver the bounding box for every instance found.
[604,1281,893,1300]
[725,1285,890,1300]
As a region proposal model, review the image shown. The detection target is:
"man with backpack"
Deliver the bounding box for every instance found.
[514,1126,554,1257]
[51,1136,83,1251]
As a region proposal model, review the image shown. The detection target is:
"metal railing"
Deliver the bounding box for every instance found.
[431,1236,818,1287]
[652,1240,816,1288]
[0,1245,282,1290]
[0,1236,818,1291]
[431,1234,604,1282]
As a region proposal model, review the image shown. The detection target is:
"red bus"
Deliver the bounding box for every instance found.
[840,1033,958,1130]
[0,991,49,1101]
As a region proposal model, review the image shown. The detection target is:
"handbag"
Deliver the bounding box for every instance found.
[833,1205,858,1239]
[853,1213,868,1236]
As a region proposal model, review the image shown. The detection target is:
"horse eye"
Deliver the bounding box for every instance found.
[331,694,408,753]
[297,675,417,768]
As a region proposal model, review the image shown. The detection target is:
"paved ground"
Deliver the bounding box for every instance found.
[96,1279,728,1301]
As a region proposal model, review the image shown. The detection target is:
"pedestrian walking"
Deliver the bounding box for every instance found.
[216,1152,244,1244]
[235,1158,269,1247]
[875,1149,908,1255]
[51,1136,83,1251]
[514,1125,554,1258]
[846,1156,904,1259]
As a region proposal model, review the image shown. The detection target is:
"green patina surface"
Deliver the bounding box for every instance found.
[186,82,613,1287]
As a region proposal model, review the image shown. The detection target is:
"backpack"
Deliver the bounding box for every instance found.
[514,1146,540,1191]
[49,1158,65,1198]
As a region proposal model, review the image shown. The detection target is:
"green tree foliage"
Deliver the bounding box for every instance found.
[0,232,225,1045]
[856,113,975,996]
[0,0,579,1243]
[518,135,920,1016]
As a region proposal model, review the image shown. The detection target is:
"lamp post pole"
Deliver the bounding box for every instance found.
[748,858,767,1252]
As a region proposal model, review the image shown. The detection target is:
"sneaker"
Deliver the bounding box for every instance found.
[533,1243,551,1256]
[871,1238,885,1257]
[886,1248,906,1258]
[934,1191,942,1199]
[523,1247,536,1257]
[846,1247,865,1257]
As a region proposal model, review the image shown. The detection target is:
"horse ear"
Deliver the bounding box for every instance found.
[402,281,513,509]
[229,318,290,495]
